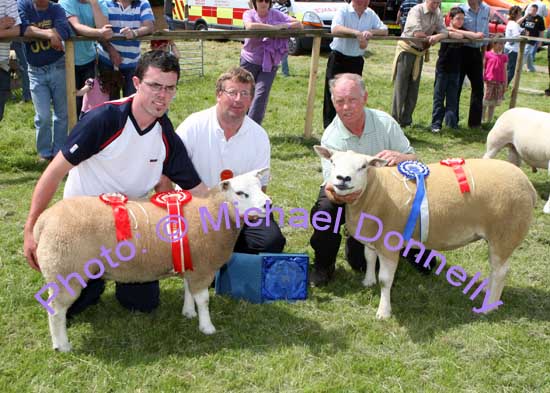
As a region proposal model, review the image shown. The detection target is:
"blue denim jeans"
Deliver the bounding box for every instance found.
[505,49,519,85]
[523,44,537,72]
[431,70,460,129]
[28,56,68,158]
[281,54,289,76]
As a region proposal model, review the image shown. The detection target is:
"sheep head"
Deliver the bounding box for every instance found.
[314,146,387,196]
[218,168,271,218]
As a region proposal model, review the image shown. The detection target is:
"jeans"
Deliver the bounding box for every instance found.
[431,70,460,129]
[240,58,278,126]
[505,49,519,85]
[10,41,31,101]
[280,54,289,76]
[28,56,68,158]
[524,44,537,72]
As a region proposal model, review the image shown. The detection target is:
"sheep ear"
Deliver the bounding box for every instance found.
[314,145,334,160]
[369,158,387,168]
[255,167,269,180]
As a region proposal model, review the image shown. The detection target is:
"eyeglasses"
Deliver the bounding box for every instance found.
[142,80,177,94]
[222,89,252,99]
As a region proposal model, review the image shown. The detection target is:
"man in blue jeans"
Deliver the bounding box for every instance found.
[18,0,72,161]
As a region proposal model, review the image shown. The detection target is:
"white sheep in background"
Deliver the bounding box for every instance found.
[483,107,550,213]
[315,146,536,320]
[33,169,269,352]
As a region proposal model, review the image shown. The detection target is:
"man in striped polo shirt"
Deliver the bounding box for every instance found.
[0,0,21,121]
[98,0,154,99]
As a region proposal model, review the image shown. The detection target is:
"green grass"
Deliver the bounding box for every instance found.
[1,40,549,392]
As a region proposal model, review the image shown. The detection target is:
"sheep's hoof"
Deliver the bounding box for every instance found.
[182,307,197,319]
[54,343,72,352]
[375,309,392,320]
[199,324,216,335]
[362,277,377,287]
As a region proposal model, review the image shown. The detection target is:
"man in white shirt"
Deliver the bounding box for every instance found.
[176,67,286,254]
[322,0,388,128]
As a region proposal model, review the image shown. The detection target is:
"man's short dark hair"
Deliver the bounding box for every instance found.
[135,50,180,81]
[216,67,256,96]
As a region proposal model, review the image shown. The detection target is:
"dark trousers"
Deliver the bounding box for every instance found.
[239,59,278,126]
[309,187,366,273]
[431,70,460,129]
[323,51,364,129]
[234,214,287,254]
[458,47,484,128]
[74,61,95,118]
[0,69,10,122]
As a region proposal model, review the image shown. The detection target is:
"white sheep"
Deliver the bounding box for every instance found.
[483,107,550,213]
[33,169,269,352]
[315,146,536,319]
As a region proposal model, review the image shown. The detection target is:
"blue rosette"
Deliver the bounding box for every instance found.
[397,160,430,241]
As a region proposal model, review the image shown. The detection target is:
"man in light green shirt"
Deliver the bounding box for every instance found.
[310,73,417,286]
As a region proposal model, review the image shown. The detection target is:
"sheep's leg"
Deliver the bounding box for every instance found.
[482,249,510,313]
[48,287,79,352]
[507,145,522,167]
[362,246,377,287]
[192,288,216,335]
[182,278,197,319]
[376,255,398,320]
[544,161,550,214]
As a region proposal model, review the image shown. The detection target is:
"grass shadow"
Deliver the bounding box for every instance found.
[71,286,347,363]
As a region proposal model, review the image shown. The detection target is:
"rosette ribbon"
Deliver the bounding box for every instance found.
[151,190,193,274]
[99,193,132,242]
[397,161,430,242]
[440,158,470,193]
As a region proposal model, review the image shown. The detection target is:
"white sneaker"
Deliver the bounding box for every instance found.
[431,127,441,133]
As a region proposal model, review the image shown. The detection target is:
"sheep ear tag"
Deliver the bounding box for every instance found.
[99,193,132,242]
[220,169,234,181]
[397,161,430,242]
[440,158,470,193]
[150,190,193,274]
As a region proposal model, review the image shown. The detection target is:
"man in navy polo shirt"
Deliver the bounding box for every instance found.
[24,51,208,316]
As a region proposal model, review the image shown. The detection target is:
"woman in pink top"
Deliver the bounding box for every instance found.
[240,0,302,125]
[483,38,508,123]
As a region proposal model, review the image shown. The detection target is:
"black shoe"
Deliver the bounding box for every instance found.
[404,250,433,275]
[67,279,106,319]
[310,268,334,287]
[115,281,160,313]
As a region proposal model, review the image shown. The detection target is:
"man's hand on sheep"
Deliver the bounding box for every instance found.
[324,182,362,204]
[375,150,416,166]
[24,228,40,271]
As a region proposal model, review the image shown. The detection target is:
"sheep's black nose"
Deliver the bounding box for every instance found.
[336,175,351,183]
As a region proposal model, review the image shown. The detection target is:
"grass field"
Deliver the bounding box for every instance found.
[1,40,549,393]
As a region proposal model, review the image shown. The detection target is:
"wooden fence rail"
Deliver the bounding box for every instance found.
[2,31,548,137]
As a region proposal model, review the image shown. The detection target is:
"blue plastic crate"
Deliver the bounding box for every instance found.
[215,253,309,304]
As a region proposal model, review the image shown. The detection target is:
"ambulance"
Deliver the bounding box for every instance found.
[167,0,400,55]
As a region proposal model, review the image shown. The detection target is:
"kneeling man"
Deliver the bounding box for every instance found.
[310,73,417,286]
[176,67,286,254]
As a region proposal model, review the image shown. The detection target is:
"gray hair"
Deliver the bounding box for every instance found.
[329,73,367,98]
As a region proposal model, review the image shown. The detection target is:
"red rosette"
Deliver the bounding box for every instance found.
[150,190,193,274]
[220,169,234,181]
[99,193,132,241]
[439,158,470,193]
